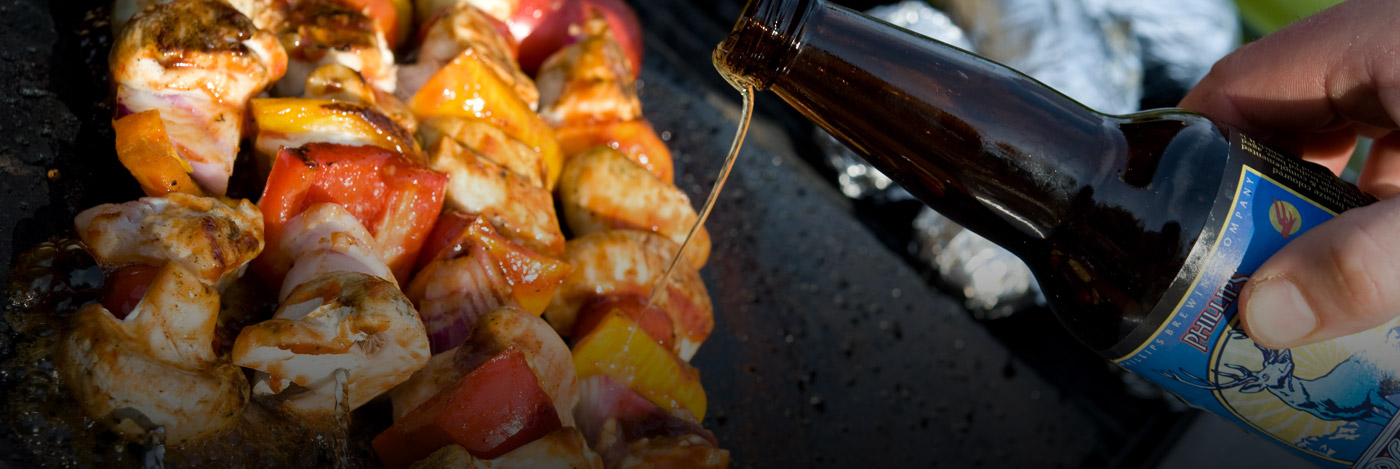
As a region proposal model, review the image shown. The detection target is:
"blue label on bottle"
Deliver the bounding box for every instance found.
[1117,162,1400,467]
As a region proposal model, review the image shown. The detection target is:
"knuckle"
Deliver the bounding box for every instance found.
[1319,212,1400,323]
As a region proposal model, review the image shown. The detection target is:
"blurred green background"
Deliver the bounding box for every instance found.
[1236,0,1342,36]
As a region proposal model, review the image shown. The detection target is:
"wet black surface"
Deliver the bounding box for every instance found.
[0,0,1186,466]
[642,70,1106,465]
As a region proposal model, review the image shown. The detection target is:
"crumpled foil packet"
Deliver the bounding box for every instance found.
[912,208,1041,319]
[814,1,974,203]
[814,0,1239,317]
[1106,0,1241,108]
[942,0,1143,114]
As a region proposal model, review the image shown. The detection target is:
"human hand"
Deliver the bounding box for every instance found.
[1179,0,1400,349]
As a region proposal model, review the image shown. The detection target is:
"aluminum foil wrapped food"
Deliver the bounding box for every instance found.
[816,1,1043,318]
[813,1,973,202]
[941,0,1143,114]
[1107,0,1241,108]
[912,208,1041,319]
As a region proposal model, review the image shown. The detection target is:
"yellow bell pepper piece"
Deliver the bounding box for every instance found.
[250,97,417,156]
[408,49,563,189]
[573,311,707,420]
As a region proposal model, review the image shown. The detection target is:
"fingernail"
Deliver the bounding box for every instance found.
[1244,278,1317,347]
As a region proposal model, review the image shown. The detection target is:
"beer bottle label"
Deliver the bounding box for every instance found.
[1115,130,1385,468]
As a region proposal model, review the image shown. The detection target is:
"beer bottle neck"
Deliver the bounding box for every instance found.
[716,0,1121,254]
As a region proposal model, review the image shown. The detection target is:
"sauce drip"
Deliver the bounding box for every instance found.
[646,78,754,309]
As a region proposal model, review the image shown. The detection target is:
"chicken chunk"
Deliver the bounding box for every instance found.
[431,138,565,257]
[418,116,547,188]
[276,0,396,97]
[111,0,283,33]
[75,193,264,291]
[559,147,709,269]
[111,0,287,195]
[57,261,249,445]
[535,19,641,127]
[233,271,430,415]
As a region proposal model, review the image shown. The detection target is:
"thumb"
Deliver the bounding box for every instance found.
[1239,196,1400,349]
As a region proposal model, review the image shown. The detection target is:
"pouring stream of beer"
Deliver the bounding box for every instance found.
[646,82,754,308]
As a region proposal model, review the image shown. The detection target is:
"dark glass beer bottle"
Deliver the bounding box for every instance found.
[714,1,1393,466]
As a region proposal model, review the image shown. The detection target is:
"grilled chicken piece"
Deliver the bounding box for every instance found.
[232,270,430,415]
[575,375,728,469]
[57,261,249,445]
[111,0,287,195]
[431,138,566,257]
[391,306,578,428]
[75,193,264,291]
[234,203,426,415]
[418,116,547,188]
[559,147,709,269]
[410,428,602,469]
[397,2,536,109]
[535,18,674,184]
[111,0,284,33]
[535,19,641,128]
[544,230,713,361]
[276,0,396,97]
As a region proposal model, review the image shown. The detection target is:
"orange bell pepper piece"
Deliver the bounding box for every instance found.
[555,118,674,184]
[112,110,204,197]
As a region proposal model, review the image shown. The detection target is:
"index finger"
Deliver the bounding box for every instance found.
[1179,0,1400,139]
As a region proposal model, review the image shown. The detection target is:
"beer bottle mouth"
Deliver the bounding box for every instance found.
[713,0,816,91]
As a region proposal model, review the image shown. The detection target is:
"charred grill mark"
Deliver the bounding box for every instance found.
[290,146,318,168]
[150,0,256,60]
[324,102,414,146]
[286,0,376,57]
[202,217,227,271]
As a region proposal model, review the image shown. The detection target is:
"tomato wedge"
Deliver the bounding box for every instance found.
[101,263,161,320]
[372,347,561,468]
[256,143,447,285]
